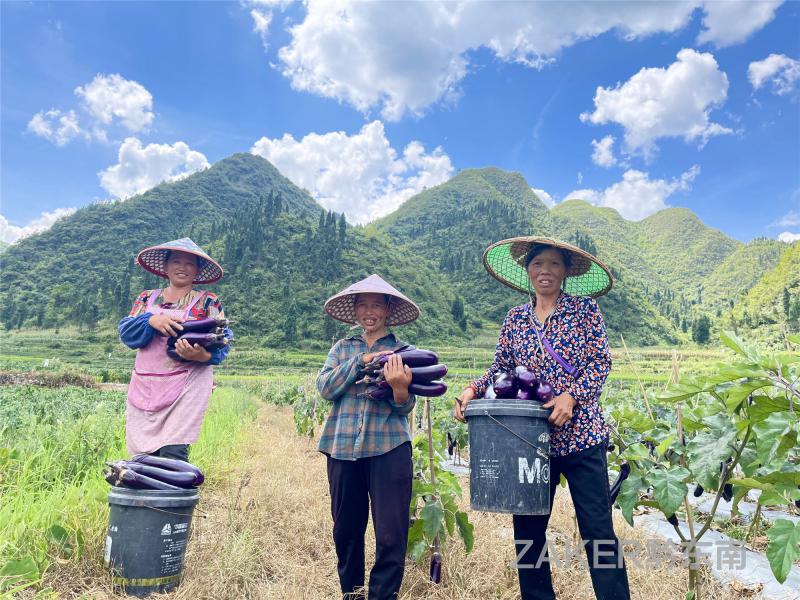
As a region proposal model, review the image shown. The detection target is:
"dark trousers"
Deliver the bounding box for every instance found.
[326,442,412,600]
[513,441,630,600]
[152,444,190,462]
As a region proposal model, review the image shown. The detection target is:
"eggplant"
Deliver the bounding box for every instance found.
[693,484,704,498]
[609,462,630,503]
[131,454,205,485]
[666,514,680,527]
[376,349,438,368]
[168,332,227,348]
[121,461,198,487]
[722,483,733,502]
[516,387,535,400]
[156,317,228,337]
[514,366,539,391]
[535,381,553,402]
[167,347,189,363]
[607,444,615,453]
[493,372,517,399]
[429,552,442,584]
[365,385,393,401]
[105,463,182,490]
[409,381,448,397]
[409,364,448,383]
[483,384,497,399]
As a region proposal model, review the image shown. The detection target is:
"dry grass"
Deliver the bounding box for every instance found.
[30,406,733,600]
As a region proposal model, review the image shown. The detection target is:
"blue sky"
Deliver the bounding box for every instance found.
[2,1,798,244]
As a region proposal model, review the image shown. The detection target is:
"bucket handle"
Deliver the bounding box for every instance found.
[483,411,549,460]
[142,504,208,518]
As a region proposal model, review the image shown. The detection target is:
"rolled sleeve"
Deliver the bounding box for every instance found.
[385,392,416,416]
[118,314,156,349]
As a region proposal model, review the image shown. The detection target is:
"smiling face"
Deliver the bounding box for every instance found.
[526,248,567,298]
[164,250,200,287]
[354,293,391,335]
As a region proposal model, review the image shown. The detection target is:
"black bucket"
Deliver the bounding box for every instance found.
[465,398,552,515]
[105,487,200,597]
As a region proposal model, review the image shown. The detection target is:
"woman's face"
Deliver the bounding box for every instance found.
[354,293,390,334]
[527,248,566,298]
[165,251,199,287]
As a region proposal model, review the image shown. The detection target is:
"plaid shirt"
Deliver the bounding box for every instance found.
[316,332,416,461]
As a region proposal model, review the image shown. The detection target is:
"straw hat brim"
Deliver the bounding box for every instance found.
[482,236,613,297]
[324,275,420,326]
[136,245,223,284]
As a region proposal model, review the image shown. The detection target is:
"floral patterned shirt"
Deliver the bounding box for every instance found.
[471,293,611,457]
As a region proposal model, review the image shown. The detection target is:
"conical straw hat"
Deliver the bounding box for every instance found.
[324,274,420,326]
[136,237,223,284]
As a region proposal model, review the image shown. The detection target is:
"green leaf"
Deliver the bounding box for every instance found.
[720,331,758,361]
[420,500,444,540]
[455,511,474,553]
[0,556,39,592]
[655,434,676,459]
[618,474,644,526]
[753,412,794,465]
[748,395,790,423]
[766,519,800,584]
[686,422,737,491]
[722,380,772,413]
[621,443,652,463]
[408,539,428,562]
[648,466,690,518]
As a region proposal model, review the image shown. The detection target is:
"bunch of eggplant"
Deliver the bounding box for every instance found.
[104,454,205,491]
[483,366,554,401]
[165,317,230,362]
[359,347,448,399]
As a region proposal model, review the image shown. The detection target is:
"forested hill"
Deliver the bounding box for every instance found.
[1,153,796,347]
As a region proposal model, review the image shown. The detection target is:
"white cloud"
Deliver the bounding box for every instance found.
[26,109,83,146]
[773,210,800,228]
[250,120,454,223]
[75,73,153,133]
[778,231,800,243]
[99,137,210,199]
[564,165,700,221]
[532,188,556,209]
[259,2,774,120]
[581,49,732,158]
[697,1,782,48]
[0,208,77,244]
[748,54,800,96]
[591,135,617,168]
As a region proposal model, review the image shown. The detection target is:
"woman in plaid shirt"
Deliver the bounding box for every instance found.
[317,274,420,600]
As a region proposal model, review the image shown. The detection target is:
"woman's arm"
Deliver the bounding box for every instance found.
[316,341,366,402]
[118,314,156,349]
[568,298,611,403]
[470,311,516,396]
[207,327,233,365]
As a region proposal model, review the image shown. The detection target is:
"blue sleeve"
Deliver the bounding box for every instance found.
[118,314,156,349]
[208,327,233,366]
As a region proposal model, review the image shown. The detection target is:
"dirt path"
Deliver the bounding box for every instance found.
[166,406,728,600]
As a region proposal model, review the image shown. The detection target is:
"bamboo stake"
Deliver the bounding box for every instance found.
[619,334,655,421]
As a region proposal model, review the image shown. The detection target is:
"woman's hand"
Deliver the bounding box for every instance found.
[454,386,476,423]
[362,350,393,365]
[148,314,184,337]
[384,354,412,404]
[543,392,577,427]
[174,338,211,362]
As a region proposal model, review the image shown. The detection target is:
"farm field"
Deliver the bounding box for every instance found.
[1,329,798,599]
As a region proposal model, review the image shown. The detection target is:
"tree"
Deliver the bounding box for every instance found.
[783,287,790,317]
[284,302,298,343]
[692,314,711,344]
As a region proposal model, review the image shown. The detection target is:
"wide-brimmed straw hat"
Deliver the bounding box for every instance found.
[136,237,223,284]
[483,236,613,297]
[324,274,420,326]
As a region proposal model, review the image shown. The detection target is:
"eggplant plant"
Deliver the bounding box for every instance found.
[607,331,800,599]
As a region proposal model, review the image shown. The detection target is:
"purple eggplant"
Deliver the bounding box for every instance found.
[514,366,539,392]
[169,332,227,348]
[105,463,182,491]
[365,385,393,401]
[483,384,497,399]
[666,514,680,527]
[408,380,448,397]
[156,317,228,336]
[131,454,205,485]
[377,349,438,368]
[429,552,442,584]
[516,387,535,400]
[535,381,554,402]
[166,347,189,363]
[120,461,199,488]
[608,462,631,503]
[409,364,448,383]
[493,372,517,399]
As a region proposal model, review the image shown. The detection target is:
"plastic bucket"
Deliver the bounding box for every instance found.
[105,487,200,597]
[465,398,552,515]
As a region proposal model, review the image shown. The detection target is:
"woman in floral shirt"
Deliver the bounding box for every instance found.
[454,237,629,600]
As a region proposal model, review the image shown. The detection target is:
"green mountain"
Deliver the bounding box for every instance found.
[0,241,9,255]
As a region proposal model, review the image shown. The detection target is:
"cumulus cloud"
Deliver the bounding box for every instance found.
[532,188,556,209]
[591,135,617,168]
[778,231,800,243]
[0,208,77,244]
[26,109,83,146]
[99,137,210,199]
[564,165,700,221]
[75,73,153,132]
[748,54,800,96]
[773,210,800,228]
[257,2,774,120]
[580,49,732,158]
[28,73,154,146]
[250,120,454,223]
[697,1,782,48]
